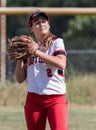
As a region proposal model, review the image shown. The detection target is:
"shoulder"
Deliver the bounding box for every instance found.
[52,38,65,48]
[53,38,64,42]
[52,38,64,45]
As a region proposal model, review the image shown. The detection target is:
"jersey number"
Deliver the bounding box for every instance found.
[46,68,53,77]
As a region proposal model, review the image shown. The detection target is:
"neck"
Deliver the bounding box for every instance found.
[37,32,51,43]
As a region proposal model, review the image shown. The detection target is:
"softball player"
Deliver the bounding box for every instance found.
[15,10,68,130]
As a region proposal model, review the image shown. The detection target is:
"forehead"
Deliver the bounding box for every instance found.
[35,15,47,21]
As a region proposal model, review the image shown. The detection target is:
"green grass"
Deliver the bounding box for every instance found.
[0,106,26,130]
[0,105,96,130]
[69,105,96,130]
[0,73,96,106]
[66,73,96,105]
[0,73,96,129]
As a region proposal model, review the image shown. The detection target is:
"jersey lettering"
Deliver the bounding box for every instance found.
[27,57,44,66]
[46,68,53,77]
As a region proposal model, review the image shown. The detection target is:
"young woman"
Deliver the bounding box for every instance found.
[15,10,68,130]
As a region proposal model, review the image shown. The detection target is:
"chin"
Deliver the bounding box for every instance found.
[41,31,48,35]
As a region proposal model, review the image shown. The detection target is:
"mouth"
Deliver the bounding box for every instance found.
[40,27,45,30]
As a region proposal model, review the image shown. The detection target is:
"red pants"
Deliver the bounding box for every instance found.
[24,92,68,130]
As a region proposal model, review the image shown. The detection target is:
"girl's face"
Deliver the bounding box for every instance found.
[31,16,50,39]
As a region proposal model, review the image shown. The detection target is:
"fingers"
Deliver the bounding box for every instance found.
[8,35,39,60]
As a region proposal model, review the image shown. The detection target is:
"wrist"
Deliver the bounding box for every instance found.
[30,43,39,57]
[35,49,40,56]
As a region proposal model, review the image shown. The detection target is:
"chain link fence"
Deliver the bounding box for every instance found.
[1,14,96,81]
[66,49,96,74]
[6,49,96,81]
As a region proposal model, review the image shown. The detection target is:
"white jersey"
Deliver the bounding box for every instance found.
[26,38,67,95]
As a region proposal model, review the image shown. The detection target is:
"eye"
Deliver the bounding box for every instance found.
[35,19,47,25]
[35,21,40,25]
[42,19,46,23]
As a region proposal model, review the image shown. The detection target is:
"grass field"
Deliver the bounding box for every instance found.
[0,105,96,130]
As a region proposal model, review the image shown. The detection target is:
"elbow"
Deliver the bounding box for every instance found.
[59,64,66,70]
[17,80,24,84]
[59,61,66,70]
[56,55,67,70]
[55,61,66,70]
[16,77,25,84]
[15,72,26,84]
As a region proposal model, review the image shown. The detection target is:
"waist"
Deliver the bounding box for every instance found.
[28,91,66,98]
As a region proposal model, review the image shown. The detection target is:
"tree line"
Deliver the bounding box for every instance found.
[5,0,96,80]
[7,0,96,50]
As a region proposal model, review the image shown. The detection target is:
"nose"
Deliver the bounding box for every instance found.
[39,21,44,26]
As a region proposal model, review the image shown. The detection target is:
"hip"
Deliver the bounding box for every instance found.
[25,92,68,108]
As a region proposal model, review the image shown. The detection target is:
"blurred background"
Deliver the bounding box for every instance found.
[0,1,96,130]
[0,0,96,106]
[0,0,96,105]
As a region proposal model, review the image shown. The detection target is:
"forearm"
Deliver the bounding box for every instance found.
[15,60,27,83]
[35,50,66,69]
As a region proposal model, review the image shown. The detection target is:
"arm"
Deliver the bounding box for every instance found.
[15,60,27,83]
[35,50,66,70]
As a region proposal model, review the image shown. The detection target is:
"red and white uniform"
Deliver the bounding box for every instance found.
[24,38,68,130]
[26,38,66,95]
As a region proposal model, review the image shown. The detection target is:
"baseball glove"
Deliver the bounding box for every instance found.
[8,35,39,60]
